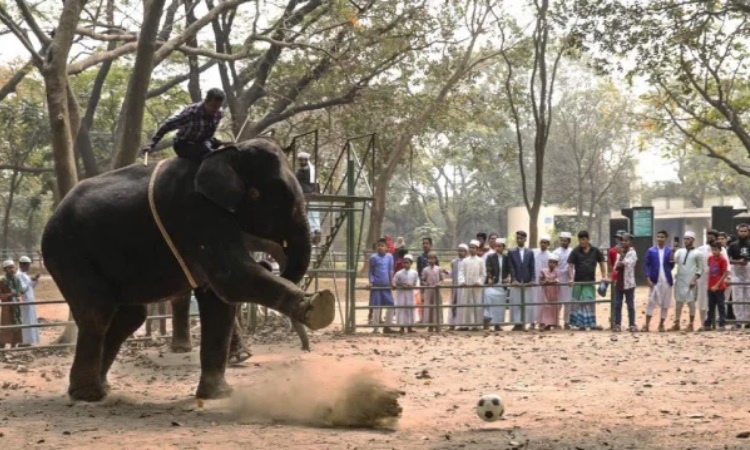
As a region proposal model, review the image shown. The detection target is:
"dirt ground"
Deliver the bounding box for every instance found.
[1,277,750,449]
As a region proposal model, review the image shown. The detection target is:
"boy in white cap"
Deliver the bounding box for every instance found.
[531,236,552,330]
[295,151,321,244]
[457,240,486,330]
[449,244,469,329]
[393,254,419,334]
[671,231,705,332]
[17,256,40,345]
[554,232,574,329]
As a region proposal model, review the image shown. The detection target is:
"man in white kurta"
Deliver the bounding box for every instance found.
[531,237,551,329]
[671,231,705,332]
[458,240,486,329]
[553,232,573,329]
[17,256,40,345]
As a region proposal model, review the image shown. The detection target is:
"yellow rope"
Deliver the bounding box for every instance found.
[148,159,199,289]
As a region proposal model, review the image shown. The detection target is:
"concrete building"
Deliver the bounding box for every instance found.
[507,196,748,245]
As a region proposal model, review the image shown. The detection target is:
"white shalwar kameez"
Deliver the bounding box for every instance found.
[393,269,419,326]
[673,247,705,323]
[531,249,550,324]
[458,255,486,326]
[17,272,40,344]
[553,246,573,324]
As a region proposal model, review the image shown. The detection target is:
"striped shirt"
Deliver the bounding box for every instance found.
[149,102,224,149]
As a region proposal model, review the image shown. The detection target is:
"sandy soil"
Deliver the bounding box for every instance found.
[2,278,750,449]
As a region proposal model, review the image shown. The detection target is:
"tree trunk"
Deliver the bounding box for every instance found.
[184,0,202,102]
[41,0,86,346]
[1,170,20,250]
[111,0,168,169]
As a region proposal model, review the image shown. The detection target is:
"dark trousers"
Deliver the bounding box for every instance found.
[174,140,211,164]
[614,288,635,327]
[705,290,727,328]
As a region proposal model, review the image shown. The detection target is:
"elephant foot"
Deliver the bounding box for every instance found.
[196,377,233,400]
[300,290,335,331]
[69,382,108,402]
[170,339,192,353]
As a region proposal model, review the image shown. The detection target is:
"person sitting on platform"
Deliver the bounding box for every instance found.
[295,151,321,245]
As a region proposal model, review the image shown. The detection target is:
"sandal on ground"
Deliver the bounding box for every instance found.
[228,349,252,365]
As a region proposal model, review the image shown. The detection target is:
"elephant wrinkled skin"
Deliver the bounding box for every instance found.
[41,138,334,402]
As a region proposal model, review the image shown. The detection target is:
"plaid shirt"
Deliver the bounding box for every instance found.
[149,102,224,149]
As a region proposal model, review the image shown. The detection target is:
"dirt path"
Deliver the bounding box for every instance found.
[2,325,750,449]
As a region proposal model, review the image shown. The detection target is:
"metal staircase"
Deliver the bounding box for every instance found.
[286,131,376,293]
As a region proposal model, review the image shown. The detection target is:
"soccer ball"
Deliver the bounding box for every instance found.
[476,393,504,421]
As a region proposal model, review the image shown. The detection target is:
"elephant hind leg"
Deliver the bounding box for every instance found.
[68,301,117,402]
[100,304,148,390]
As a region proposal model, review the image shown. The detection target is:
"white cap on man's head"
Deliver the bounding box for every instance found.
[403,254,414,262]
[469,239,481,247]
[297,152,311,159]
[19,256,31,264]
[497,238,507,245]
[2,260,14,268]
[559,232,572,239]
[540,236,551,242]
[458,243,469,251]
[684,231,696,239]
[548,254,559,262]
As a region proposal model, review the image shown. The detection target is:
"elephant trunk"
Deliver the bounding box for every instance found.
[280,206,312,284]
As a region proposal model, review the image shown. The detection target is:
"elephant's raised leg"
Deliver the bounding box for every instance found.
[170,293,193,353]
[68,302,116,402]
[194,288,235,399]
[100,305,148,390]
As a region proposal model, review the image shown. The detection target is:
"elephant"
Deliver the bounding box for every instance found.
[41,138,334,402]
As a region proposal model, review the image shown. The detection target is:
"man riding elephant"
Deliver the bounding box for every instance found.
[42,137,334,402]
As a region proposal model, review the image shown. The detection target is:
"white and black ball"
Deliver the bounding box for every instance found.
[476,393,504,421]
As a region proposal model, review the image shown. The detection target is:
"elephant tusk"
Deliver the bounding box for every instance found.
[242,233,288,273]
[283,240,288,248]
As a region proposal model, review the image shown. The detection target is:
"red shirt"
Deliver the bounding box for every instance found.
[708,254,728,291]
[608,246,619,282]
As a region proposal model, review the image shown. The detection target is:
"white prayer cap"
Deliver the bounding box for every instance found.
[548,254,559,262]
[402,254,414,262]
[19,256,31,264]
[559,232,572,239]
[2,259,14,268]
[469,239,481,247]
[297,152,311,159]
[458,243,469,251]
[684,231,696,239]
[540,236,551,242]
[497,238,507,245]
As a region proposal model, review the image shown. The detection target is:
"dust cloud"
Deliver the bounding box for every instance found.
[229,359,403,428]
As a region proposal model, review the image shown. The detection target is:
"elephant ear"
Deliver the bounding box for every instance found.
[195,147,245,213]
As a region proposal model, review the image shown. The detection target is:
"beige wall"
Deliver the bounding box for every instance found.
[507,205,558,242]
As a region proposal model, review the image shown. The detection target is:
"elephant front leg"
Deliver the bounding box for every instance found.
[194,288,235,399]
[170,293,193,353]
[205,257,335,331]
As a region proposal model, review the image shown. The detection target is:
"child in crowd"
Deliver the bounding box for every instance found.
[421,252,444,332]
[449,244,468,330]
[706,241,729,330]
[394,254,419,334]
[539,254,561,330]
[369,238,396,333]
[458,240,486,330]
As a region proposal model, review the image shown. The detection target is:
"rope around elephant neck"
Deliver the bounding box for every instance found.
[148,159,199,289]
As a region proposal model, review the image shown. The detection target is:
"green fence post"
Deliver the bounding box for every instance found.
[520,283,526,327]
[346,157,356,334]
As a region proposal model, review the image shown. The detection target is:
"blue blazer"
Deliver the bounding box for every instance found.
[644,246,674,286]
[509,247,536,283]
